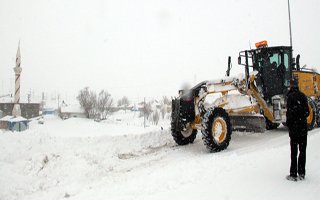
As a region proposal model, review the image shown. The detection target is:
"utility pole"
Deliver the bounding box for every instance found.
[288,0,293,46]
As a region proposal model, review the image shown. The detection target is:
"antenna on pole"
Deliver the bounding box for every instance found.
[288,0,293,47]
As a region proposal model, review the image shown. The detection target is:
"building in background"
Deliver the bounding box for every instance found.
[0,103,40,119]
[0,115,29,132]
[59,104,86,119]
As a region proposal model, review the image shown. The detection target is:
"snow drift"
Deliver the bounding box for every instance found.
[0,113,319,200]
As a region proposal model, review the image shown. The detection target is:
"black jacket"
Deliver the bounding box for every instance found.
[286,87,309,137]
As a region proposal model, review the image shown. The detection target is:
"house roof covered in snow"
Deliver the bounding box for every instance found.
[60,104,85,114]
[0,115,13,121]
[0,115,28,122]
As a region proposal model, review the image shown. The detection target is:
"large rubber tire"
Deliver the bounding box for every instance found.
[265,118,279,130]
[316,99,320,127]
[201,107,232,152]
[171,123,197,145]
[171,98,197,145]
[307,97,316,130]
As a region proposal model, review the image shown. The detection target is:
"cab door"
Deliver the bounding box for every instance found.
[260,48,291,101]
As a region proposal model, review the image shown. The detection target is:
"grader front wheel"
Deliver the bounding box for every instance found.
[201,107,232,152]
[171,123,197,145]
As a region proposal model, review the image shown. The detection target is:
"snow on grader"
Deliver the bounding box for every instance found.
[171,41,320,152]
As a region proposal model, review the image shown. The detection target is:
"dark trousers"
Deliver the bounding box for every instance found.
[290,135,307,177]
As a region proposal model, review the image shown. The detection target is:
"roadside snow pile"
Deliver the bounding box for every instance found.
[0,129,173,200]
[1,113,320,200]
[0,114,173,200]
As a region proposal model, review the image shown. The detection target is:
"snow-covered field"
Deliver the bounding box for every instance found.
[1,111,319,200]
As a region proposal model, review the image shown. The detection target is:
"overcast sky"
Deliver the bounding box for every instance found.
[0,0,319,102]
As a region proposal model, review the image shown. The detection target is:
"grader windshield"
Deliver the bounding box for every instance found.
[239,46,293,101]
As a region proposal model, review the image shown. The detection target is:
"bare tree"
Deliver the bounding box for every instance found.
[122,96,130,106]
[152,110,160,125]
[97,90,113,120]
[118,96,130,110]
[162,96,170,105]
[141,101,152,119]
[160,105,166,119]
[77,87,96,118]
[77,88,114,120]
[117,99,122,107]
[89,90,98,118]
[122,96,130,112]
[158,96,171,119]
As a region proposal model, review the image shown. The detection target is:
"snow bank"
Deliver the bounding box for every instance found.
[0,112,173,200]
[0,127,173,199]
[0,112,319,200]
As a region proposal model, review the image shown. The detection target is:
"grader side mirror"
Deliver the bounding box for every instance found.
[296,54,300,71]
[226,56,232,77]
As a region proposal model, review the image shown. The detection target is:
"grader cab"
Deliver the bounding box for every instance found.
[171,41,320,152]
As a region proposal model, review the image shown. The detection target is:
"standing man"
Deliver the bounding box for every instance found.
[286,78,310,181]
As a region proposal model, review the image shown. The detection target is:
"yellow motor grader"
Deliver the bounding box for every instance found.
[171,41,320,152]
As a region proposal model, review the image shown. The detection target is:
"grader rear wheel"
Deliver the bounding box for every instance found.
[201,107,232,152]
[317,100,320,127]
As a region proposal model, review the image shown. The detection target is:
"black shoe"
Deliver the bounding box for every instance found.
[286,175,297,181]
[298,174,305,180]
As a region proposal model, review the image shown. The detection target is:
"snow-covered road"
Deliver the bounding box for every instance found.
[0,116,319,200]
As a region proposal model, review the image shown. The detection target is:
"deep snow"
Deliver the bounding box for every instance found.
[0,111,319,200]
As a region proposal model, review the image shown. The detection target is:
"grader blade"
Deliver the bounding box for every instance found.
[229,114,266,133]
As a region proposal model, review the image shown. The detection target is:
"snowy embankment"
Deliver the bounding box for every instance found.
[0,112,320,200]
[0,113,174,200]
